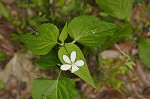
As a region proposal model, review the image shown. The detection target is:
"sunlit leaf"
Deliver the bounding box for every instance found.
[96,0,133,20]
[59,23,68,43]
[20,23,59,55]
[58,43,95,88]
[68,15,119,47]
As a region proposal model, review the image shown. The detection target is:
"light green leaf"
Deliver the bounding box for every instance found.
[101,23,133,51]
[68,15,119,47]
[56,0,65,7]
[36,49,60,70]
[138,39,150,68]
[59,23,68,42]
[96,0,133,20]
[0,1,9,18]
[20,23,59,55]
[32,77,77,99]
[58,43,95,88]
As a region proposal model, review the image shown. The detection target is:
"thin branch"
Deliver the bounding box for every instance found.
[115,43,131,62]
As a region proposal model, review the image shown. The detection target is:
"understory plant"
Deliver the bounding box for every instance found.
[20,0,135,98]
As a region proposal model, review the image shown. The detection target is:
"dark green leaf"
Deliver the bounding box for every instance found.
[101,23,133,51]
[32,77,77,99]
[20,23,59,55]
[59,23,68,42]
[58,43,95,88]
[139,39,150,68]
[36,49,60,70]
[96,0,133,20]
[0,52,7,61]
[68,15,119,47]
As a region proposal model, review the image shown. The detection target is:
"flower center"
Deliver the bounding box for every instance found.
[71,62,75,65]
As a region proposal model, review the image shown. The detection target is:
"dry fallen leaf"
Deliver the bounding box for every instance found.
[0,52,35,98]
[0,52,34,83]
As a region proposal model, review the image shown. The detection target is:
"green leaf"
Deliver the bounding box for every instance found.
[0,52,7,61]
[0,80,4,89]
[32,77,77,99]
[68,15,119,47]
[138,39,150,68]
[101,23,133,51]
[36,49,60,70]
[96,0,133,20]
[0,1,9,18]
[20,23,59,55]
[59,23,68,42]
[58,43,95,88]
[56,0,65,7]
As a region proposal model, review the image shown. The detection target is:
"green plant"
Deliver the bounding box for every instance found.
[20,15,133,98]
[0,80,4,89]
[97,55,135,91]
[20,0,134,98]
[0,52,7,61]
[138,39,150,68]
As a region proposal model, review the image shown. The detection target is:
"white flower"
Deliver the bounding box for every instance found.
[60,51,84,73]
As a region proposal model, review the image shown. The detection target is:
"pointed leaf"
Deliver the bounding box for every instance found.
[68,15,119,47]
[96,0,133,20]
[32,77,77,99]
[59,23,68,42]
[20,23,59,55]
[58,43,95,88]
[0,2,9,18]
[101,23,133,51]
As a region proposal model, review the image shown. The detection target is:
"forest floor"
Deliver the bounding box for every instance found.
[0,0,150,99]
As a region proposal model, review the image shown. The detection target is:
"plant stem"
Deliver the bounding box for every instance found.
[71,40,76,44]
[115,44,131,63]
[58,42,64,46]
[57,42,62,46]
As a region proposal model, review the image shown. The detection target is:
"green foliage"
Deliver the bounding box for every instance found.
[96,0,134,20]
[61,0,87,15]
[0,80,4,89]
[138,39,150,68]
[58,43,95,88]
[98,55,135,90]
[19,13,136,98]
[101,23,133,51]
[59,23,68,43]
[0,52,7,61]
[36,50,60,70]
[0,1,9,18]
[32,77,77,99]
[20,23,59,55]
[68,16,119,47]
[28,16,48,26]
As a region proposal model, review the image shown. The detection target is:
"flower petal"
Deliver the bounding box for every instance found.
[63,55,71,63]
[60,64,71,71]
[75,60,84,66]
[70,51,76,62]
[71,64,79,73]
